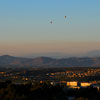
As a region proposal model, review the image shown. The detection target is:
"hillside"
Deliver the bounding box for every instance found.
[0,55,100,68]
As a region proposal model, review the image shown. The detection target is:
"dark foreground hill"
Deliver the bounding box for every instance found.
[0,55,100,68]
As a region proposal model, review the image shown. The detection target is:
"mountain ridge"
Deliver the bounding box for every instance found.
[0,55,100,68]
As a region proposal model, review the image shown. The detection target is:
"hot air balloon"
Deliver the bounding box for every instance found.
[64,16,67,19]
[50,21,53,24]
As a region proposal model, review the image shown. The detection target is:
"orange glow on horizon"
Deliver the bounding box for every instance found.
[0,42,100,56]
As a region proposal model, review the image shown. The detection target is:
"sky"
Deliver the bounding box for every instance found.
[0,0,100,57]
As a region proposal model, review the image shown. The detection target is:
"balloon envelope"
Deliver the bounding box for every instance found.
[64,16,67,19]
[50,21,53,24]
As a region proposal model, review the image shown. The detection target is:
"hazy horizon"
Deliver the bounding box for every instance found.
[1,49,100,59]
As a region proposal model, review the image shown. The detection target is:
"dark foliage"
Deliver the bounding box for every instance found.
[0,81,100,100]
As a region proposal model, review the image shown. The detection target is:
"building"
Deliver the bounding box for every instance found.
[67,81,78,87]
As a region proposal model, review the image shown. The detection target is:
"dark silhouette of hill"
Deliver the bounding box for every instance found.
[0,55,100,68]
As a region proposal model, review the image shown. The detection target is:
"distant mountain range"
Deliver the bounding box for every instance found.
[0,55,100,68]
[85,50,100,57]
[23,50,100,58]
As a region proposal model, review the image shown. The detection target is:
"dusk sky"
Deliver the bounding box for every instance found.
[0,0,100,56]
